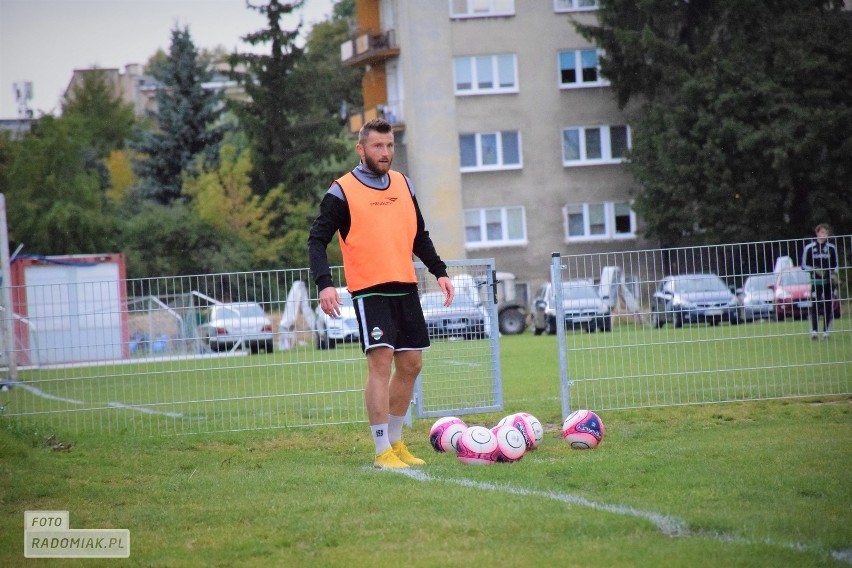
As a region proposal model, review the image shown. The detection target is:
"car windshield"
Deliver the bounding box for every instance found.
[235,304,266,318]
[560,282,600,300]
[219,304,265,319]
[745,275,774,291]
[674,276,728,293]
[779,270,809,286]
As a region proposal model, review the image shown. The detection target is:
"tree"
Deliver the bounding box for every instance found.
[118,202,254,278]
[183,141,284,268]
[228,0,353,206]
[61,69,136,158]
[131,26,225,204]
[576,0,852,245]
[0,116,116,255]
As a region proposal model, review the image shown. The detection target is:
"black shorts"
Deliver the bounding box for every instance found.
[352,292,431,353]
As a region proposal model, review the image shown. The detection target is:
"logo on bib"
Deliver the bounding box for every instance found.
[371,327,384,341]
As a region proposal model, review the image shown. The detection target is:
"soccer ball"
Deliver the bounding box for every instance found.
[519,412,544,449]
[562,409,605,449]
[497,412,537,451]
[491,424,526,463]
[456,425,499,465]
[429,416,467,453]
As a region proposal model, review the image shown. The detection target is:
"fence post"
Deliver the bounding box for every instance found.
[0,194,17,382]
[551,252,570,420]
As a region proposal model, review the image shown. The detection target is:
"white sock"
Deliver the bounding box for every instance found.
[372,423,392,455]
[388,414,405,444]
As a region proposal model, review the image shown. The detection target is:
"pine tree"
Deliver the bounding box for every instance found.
[131,26,225,204]
[228,0,351,205]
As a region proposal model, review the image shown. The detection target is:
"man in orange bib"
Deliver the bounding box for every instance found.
[308,118,454,469]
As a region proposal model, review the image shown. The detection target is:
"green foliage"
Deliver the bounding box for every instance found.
[0,115,116,254]
[118,202,254,278]
[228,0,354,212]
[61,68,136,157]
[577,0,852,245]
[131,26,225,204]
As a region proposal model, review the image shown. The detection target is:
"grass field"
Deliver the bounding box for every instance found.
[1,332,851,566]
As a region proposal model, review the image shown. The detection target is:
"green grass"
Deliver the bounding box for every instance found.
[1,333,851,566]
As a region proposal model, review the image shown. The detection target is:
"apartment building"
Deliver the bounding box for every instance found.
[341,0,658,302]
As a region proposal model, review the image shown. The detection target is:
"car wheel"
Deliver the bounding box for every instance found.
[674,313,684,328]
[264,340,274,353]
[498,308,526,335]
[600,316,612,332]
[729,312,740,326]
[533,327,544,336]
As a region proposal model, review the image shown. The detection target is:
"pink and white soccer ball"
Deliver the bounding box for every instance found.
[519,412,544,449]
[562,409,605,449]
[491,424,526,463]
[456,425,499,465]
[497,412,539,450]
[429,416,467,453]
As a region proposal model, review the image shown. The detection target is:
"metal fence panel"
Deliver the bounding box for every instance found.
[548,236,851,418]
[0,260,503,435]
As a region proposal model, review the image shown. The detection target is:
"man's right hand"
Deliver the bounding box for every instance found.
[319,286,342,317]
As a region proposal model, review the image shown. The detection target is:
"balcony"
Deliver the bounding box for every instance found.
[340,29,399,67]
[347,101,405,135]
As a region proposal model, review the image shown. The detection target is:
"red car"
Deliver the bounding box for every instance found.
[771,269,841,321]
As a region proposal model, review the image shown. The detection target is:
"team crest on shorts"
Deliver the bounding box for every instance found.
[371,327,384,341]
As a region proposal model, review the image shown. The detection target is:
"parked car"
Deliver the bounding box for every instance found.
[198,302,274,354]
[771,269,811,321]
[420,289,488,340]
[313,287,360,349]
[738,273,776,322]
[531,280,612,335]
[652,274,740,328]
[772,268,841,321]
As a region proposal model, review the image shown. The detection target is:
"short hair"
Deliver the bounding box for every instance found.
[815,223,831,234]
[358,118,393,145]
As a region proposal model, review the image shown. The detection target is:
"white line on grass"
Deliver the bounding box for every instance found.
[15,383,184,418]
[393,469,852,564]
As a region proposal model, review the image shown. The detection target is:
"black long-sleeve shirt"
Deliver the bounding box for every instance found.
[307,163,448,295]
[801,239,839,285]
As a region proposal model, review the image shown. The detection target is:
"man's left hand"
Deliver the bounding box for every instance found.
[437,276,454,307]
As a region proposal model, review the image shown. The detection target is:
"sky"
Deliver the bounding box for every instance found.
[0,0,338,119]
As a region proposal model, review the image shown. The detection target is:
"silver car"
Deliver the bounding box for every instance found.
[531,280,612,335]
[313,287,360,349]
[198,302,274,354]
[420,290,488,340]
[738,274,776,322]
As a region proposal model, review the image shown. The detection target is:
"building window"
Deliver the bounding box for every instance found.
[559,49,608,88]
[455,54,518,95]
[562,202,636,241]
[562,125,630,166]
[554,0,599,12]
[465,206,527,248]
[460,131,522,171]
[450,0,515,18]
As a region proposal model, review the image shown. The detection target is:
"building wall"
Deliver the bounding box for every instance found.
[395,1,467,259]
[382,1,656,294]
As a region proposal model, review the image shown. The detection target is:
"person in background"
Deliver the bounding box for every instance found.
[307,118,454,469]
[801,223,839,340]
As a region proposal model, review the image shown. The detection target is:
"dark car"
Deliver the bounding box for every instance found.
[420,290,488,340]
[652,274,740,328]
[531,280,612,335]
